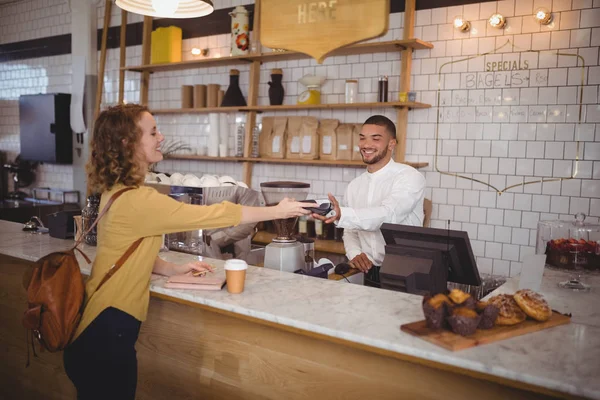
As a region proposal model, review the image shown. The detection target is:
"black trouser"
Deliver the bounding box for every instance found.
[63,307,141,400]
[365,265,381,288]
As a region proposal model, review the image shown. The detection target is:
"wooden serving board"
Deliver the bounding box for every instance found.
[400,311,571,351]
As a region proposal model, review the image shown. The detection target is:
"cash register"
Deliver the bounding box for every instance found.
[379,223,481,296]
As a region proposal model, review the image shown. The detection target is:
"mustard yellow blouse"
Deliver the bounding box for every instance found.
[73,184,242,340]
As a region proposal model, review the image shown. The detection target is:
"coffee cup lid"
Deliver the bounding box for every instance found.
[224,259,248,270]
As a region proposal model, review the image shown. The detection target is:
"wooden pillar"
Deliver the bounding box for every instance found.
[118,10,128,104]
[395,0,415,163]
[140,16,152,106]
[241,0,262,186]
[94,0,112,119]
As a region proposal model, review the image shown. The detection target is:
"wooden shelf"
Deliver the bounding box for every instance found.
[165,154,428,169]
[124,54,256,73]
[152,107,244,114]
[123,39,433,73]
[150,101,430,115]
[245,101,430,111]
[258,39,433,63]
[165,155,244,162]
[245,158,429,169]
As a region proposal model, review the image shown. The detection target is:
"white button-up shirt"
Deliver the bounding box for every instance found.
[338,159,425,266]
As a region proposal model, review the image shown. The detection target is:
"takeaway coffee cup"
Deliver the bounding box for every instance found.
[224,259,248,294]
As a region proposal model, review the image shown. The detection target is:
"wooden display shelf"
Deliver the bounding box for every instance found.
[152,107,244,114]
[245,101,430,111]
[165,154,429,169]
[150,101,430,115]
[165,155,244,162]
[256,39,433,63]
[252,231,346,255]
[123,39,433,74]
[244,158,429,169]
[124,54,256,73]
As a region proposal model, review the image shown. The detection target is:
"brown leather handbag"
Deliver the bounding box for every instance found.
[22,187,143,362]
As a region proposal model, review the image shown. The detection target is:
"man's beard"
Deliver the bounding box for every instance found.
[361,145,388,165]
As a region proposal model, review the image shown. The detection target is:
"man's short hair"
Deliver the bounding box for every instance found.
[362,115,396,140]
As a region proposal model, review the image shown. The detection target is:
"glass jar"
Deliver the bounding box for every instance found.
[314,219,325,240]
[298,216,308,238]
[334,226,344,242]
[377,75,388,102]
[536,213,600,291]
[345,79,358,103]
[251,114,261,158]
[234,113,246,157]
[81,194,100,246]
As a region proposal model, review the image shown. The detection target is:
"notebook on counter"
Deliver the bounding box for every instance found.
[164,271,226,291]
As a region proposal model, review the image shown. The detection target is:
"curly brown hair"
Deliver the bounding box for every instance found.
[86,104,149,194]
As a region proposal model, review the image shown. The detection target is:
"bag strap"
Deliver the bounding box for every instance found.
[75,187,144,293]
[72,187,136,249]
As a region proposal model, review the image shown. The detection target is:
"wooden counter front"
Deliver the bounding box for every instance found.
[0,254,578,400]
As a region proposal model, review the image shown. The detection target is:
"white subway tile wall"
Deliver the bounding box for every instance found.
[0,0,599,277]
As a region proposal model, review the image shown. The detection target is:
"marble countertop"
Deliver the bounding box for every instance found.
[1,220,598,399]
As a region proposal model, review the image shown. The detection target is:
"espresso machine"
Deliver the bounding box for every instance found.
[261,181,310,273]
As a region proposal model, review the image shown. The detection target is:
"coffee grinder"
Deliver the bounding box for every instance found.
[260,181,310,272]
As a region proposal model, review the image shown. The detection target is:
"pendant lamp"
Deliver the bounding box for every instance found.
[115,0,214,19]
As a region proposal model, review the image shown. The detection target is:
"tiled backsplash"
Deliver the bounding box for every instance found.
[0,0,598,278]
[0,0,71,44]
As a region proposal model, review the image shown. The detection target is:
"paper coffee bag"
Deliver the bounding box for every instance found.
[318,119,339,160]
[351,123,363,161]
[336,123,353,161]
[299,116,319,160]
[259,117,274,158]
[270,117,288,159]
[285,116,303,159]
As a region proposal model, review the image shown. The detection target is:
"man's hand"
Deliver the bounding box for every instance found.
[350,253,372,273]
[312,193,341,224]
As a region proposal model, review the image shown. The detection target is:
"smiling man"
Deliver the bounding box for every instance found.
[313,115,425,288]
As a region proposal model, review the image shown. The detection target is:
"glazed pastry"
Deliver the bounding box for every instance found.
[513,289,552,322]
[488,294,527,326]
[422,293,451,329]
[446,307,481,336]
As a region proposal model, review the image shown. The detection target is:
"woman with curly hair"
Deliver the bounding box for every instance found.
[63,104,309,399]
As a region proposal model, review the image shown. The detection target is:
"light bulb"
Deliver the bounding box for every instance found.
[489,13,506,29]
[191,48,202,55]
[534,8,552,25]
[152,0,180,17]
[453,16,471,32]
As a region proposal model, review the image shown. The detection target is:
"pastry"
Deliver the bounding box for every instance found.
[476,301,500,329]
[446,307,481,336]
[513,289,552,322]
[448,288,476,309]
[422,293,451,329]
[487,294,527,326]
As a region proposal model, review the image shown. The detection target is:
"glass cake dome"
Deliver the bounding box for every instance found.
[536,213,600,291]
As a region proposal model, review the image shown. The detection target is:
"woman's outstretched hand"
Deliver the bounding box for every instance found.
[171,260,214,277]
[275,198,311,219]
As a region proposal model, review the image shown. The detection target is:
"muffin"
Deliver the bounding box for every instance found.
[447,307,481,336]
[422,293,451,329]
[448,288,476,310]
[476,301,500,329]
